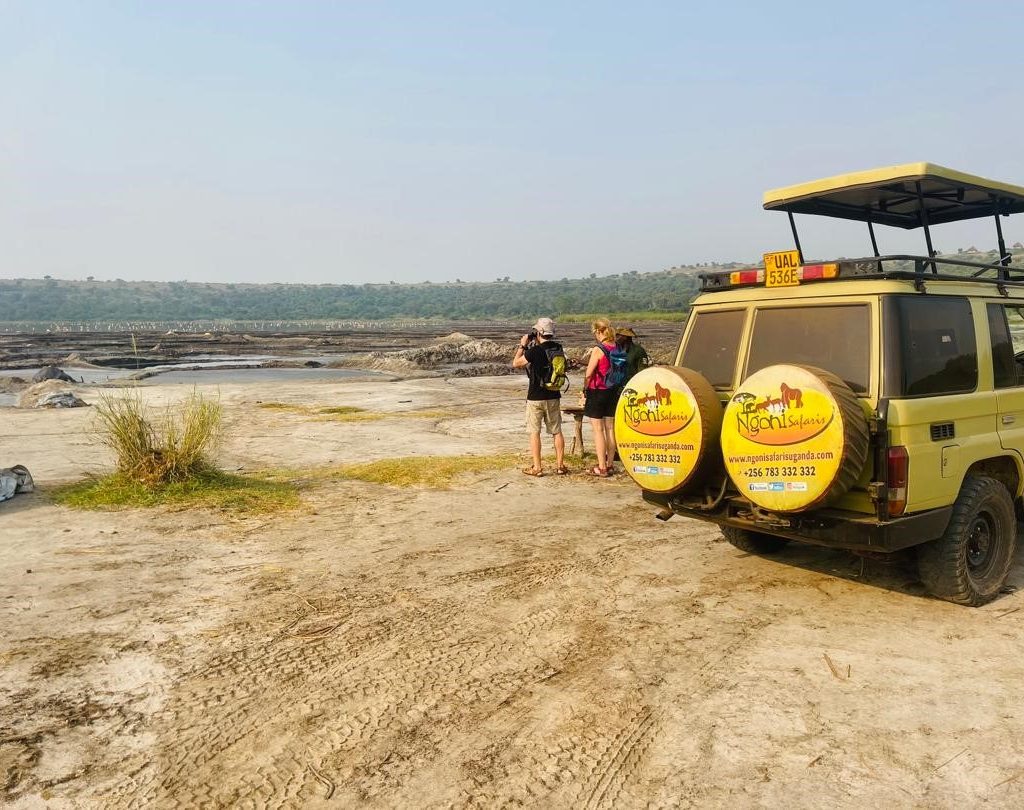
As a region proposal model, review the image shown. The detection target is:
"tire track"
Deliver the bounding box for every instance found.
[103,597,575,807]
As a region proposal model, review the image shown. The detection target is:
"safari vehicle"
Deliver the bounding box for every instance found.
[615,163,1024,605]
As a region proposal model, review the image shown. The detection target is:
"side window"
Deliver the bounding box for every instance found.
[883,296,978,397]
[680,309,745,388]
[988,304,1019,388]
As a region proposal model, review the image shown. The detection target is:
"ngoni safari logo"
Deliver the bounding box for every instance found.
[620,382,694,437]
[730,381,833,446]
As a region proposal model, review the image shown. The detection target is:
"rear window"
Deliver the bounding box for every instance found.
[680,309,745,387]
[883,295,977,397]
[745,304,871,393]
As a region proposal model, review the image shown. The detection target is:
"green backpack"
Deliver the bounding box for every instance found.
[537,343,569,392]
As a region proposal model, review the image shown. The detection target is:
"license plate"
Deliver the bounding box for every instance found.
[763,250,801,287]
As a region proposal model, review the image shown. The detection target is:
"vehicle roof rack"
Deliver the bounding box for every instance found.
[761,163,1024,275]
[698,254,1024,293]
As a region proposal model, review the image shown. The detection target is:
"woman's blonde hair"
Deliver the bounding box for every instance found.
[591,318,615,343]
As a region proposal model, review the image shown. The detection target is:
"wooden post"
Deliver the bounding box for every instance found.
[562,406,586,457]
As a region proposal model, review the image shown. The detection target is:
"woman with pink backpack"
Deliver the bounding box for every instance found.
[582,318,627,477]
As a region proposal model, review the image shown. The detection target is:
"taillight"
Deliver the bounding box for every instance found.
[887,446,909,517]
[799,263,839,280]
[729,269,762,285]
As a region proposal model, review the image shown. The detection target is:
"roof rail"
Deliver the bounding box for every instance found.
[699,254,1024,293]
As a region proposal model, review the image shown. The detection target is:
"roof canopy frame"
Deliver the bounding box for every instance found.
[768,163,1024,278]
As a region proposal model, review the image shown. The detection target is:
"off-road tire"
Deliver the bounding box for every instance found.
[720,364,870,512]
[721,525,790,554]
[615,366,723,495]
[798,365,871,509]
[916,475,1016,606]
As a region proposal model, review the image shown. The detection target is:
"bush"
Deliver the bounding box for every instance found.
[95,391,222,485]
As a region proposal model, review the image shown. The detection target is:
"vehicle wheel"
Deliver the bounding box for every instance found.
[721,525,789,554]
[916,475,1017,606]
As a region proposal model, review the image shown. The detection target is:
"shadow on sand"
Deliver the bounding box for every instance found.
[0,491,49,516]
[733,526,1024,605]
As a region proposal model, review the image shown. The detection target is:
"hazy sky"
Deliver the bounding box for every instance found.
[3,1,1023,284]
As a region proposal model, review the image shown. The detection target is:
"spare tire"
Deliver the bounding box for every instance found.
[614,366,723,494]
[720,365,869,512]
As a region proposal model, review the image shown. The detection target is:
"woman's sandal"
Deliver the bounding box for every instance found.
[522,467,544,477]
[556,465,570,475]
[589,465,610,478]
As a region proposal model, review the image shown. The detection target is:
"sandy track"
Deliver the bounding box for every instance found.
[2,375,1024,807]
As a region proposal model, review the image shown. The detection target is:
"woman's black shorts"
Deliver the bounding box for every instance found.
[584,387,620,419]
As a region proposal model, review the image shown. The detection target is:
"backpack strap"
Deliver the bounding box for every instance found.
[594,342,613,387]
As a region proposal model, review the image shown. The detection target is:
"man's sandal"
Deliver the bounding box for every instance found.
[556,465,570,475]
[522,467,544,477]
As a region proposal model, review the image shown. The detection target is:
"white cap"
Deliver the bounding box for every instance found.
[533,317,555,337]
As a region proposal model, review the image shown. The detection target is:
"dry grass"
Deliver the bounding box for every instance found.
[256,402,453,422]
[96,391,221,485]
[60,391,299,513]
[267,453,521,489]
[328,453,520,488]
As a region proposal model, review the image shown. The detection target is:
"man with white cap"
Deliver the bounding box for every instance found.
[512,317,568,476]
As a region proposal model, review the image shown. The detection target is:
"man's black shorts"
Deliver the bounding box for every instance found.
[584,387,620,419]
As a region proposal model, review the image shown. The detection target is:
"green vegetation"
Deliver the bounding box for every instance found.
[276,453,521,489]
[258,402,368,416]
[56,391,298,513]
[0,266,711,324]
[96,392,221,485]
[3,251,1019,328]
[257,402,452,422]
[51,470,299,513]
[559,310,691,323]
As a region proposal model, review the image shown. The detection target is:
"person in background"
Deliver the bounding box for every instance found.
[512,317,568,477]
[583,318,620,477]
[615,327,651,381]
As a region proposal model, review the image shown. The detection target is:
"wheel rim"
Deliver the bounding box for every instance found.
[966,511,997,579]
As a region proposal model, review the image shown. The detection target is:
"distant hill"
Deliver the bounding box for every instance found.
[0,262,743,325]
[3,249,1017,328]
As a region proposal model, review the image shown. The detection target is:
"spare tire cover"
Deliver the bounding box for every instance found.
[720,364,869,512]
[614,366,723,494]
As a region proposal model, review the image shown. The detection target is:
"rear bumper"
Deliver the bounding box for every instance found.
[641,492,952,553]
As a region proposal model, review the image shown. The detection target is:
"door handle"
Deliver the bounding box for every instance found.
[1003,415,1016,425]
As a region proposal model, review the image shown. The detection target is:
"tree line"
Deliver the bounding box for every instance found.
[0,267,717,323]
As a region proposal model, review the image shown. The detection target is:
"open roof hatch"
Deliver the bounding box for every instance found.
[762,162,1024,272]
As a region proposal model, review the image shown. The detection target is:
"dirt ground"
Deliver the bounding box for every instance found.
[2,373,1024,808]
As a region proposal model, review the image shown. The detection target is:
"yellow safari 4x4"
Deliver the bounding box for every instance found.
[615,163,1024,605]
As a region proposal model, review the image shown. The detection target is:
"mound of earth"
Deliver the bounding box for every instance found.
[18,380,88,409]
[437,331,473,345]
[334,337,510,374]
[0,377,29,394]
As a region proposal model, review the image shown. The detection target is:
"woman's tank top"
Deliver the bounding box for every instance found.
[588,342,615,390]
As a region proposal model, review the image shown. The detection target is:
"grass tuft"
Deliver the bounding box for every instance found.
[52,470,299,513]
[269,453,521,489]
[96,391,221,485]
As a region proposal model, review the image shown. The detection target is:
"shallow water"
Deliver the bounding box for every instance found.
[141,366,372,385]
[0,367,134,384]
[0,364,375,407]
